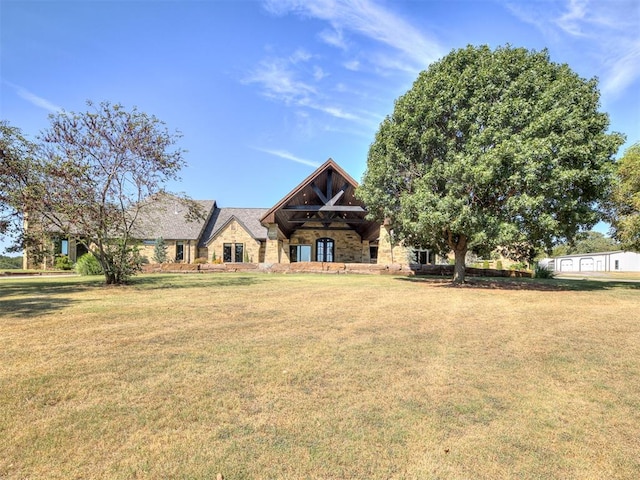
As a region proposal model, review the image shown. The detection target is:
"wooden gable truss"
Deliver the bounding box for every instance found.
[260,159,380,241]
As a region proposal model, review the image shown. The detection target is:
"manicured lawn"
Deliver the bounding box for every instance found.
[1,273,639,479]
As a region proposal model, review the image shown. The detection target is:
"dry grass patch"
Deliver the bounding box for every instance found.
[1,273,639,479]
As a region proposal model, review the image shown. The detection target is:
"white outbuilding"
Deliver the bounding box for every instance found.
[544,251,640,273]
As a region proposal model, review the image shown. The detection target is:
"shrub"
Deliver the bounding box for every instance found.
[75,253,104,276]
[510,261,528,271]
[483,260,490,269]
[211,251,223,264]
[496,260,503,270]
[152,237,168,263]
[0,255,23,269]
[194,257,207,264]
[54,255,74,270]
[534,264,555,279]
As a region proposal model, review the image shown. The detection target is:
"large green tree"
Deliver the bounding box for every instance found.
[607,143,640,251]
[358,45,625,283]
[4,101,201,284]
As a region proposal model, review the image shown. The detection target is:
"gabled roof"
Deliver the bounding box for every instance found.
[260,158,379,240]
[199,207,269,247]
[131,194,216,240]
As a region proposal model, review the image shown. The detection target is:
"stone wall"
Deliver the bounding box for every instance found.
[141,262,532,278]
[205,219,263,263]
[139,239,199,264]
[376,224,412,265]
[143,262,417,275]
[289,227,369,263]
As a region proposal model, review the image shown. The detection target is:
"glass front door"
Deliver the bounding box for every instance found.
[316,238,334,262]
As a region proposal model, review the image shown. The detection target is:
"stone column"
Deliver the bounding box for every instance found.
[281,239,291,264]
[264,224,281,264]
[361,240,371,264]
[376,224,395,264]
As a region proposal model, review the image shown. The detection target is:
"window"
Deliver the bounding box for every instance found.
[176,241,184,262]
[316,237,334,262]
[223,243,232,262]
[290,245,311,262]
[235,243,244,263]
[615,260,620,271]
[223,243,244,262]
[53,238,69,256]
[413,249,434,265]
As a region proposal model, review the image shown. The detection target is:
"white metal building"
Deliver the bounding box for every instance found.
[544,251,640,273]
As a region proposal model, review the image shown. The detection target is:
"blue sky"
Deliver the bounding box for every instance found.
[1,0,639,253]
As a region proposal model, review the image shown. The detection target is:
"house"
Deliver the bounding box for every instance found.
[258,158,385,264]
[132,195,217,264]
[198,207,269,263]
[25,159,441,269]
[544,250,640,273]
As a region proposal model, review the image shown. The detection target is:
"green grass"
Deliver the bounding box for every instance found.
[1,273,639,479]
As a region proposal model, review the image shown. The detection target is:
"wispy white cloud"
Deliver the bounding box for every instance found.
[252,147,321,167]
[308,103,359,121]
[252,0,443,127]
[290,48,312,63]
[244,51,366,122]
[319,27,347,50]
[505,0,640,98]
[262,0,444,72]
[313,66,328,81]
[243,58,317,105]
[601,42,640,95]
[555,0,589,36]
[343,60,360,71]
[4,80,62,113]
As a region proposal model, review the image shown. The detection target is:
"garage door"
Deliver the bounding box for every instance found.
[560,259,573,272]
[580,258,594,271]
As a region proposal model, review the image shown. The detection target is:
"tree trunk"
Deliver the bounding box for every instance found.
[452,246,467,284]
[446,230,468,284]
[104,272,117,285]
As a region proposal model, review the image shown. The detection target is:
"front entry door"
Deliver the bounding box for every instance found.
[316,238,334,262]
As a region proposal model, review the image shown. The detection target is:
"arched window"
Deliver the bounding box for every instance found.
[316,237,334,262]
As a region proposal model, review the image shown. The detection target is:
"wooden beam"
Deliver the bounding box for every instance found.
[295,226,362,231]
[327,182,350,206]
[287,218,370,224]
[311,182,328,204]
[284,205,366,212]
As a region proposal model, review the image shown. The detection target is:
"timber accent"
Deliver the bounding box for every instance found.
[260,159,379,241]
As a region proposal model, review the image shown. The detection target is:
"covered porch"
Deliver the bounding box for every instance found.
[260,159,385,264]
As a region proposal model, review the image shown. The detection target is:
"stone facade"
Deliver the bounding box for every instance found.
[204,218,263,263]
[288,226,370,263]
[23,160,437,270]
[138,239,200,264]
[376,224,412,265]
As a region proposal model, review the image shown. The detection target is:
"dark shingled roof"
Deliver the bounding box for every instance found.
[131,194,216,240]
[199,207,269,247]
